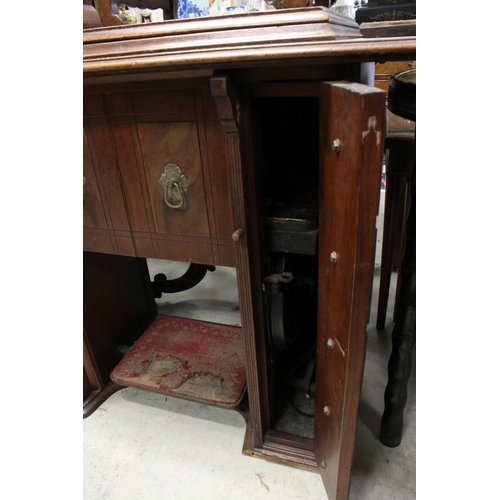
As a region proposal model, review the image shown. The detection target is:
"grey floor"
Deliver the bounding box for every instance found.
[83,190,416,499]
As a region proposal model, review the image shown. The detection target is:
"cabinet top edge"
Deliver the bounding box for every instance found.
[83,7,358,44]
[83,8,416,80]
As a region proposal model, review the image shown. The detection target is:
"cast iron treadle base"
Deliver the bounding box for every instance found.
[152,264,216,298]
[110,316,247,408]
[83,381,124,419]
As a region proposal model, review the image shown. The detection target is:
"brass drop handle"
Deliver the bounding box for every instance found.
[232,228,244,241]
[158,163,191,210]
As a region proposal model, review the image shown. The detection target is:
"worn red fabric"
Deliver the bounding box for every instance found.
[111,316,247,408]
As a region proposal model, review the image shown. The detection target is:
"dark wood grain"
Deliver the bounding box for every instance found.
[83,329,103,400]
[83,381,125,418]
[83,252,157,394]
[211,76,270,448]
[138,121,210,236]
[83,367,93,401]
[85,83,236,265]
[84,95,136,256]
[83,8,414,81]
[379,166,415,446]
[374,60,415,94]
[86,7,358,42]
[314,83,385,500]
[199,88,235,262]
[83,12,416,498]
[376,136,415,329]
[83,129,108,231]
[246,440,318,471]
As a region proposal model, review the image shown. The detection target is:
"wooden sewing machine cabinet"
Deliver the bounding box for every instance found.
[83,8,415,500]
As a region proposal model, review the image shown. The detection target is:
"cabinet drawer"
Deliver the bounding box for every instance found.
[83,82,235,267]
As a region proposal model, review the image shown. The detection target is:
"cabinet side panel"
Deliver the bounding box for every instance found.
[83,252,157,381]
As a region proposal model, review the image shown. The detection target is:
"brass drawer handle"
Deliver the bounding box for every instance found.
[158,163,191,210]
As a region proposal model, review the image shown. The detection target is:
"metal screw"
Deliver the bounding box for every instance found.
[327,338,334,350]
[323,406,330,416]
[332,139,341,152]
[329,251,338,264]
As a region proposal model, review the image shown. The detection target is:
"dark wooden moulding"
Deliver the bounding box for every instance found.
[83,8,415,500]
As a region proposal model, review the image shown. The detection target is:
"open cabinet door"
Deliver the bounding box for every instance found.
[314,82,386,500]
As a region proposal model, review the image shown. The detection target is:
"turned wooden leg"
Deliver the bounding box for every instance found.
[377,138,415,329]
[380,166,415,447]
[376,155,402,329]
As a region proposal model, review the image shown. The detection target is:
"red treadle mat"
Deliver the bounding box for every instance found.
[110,316,247,408]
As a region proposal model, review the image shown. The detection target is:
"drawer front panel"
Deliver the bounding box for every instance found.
[83,95,135,256]
[137,121,210,238]
[83,82,235,267]
[83,129,107,230]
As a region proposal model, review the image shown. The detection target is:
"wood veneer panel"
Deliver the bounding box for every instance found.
[137,121,211,238]
[314,82,385,500]
[83,129,107,230]
[85,85,234,265]
[84,95,135,256]
[83,8,414,81]
[201,113,234,241]
[85,8,358,43]
[218,243,236,268]
[92,84,233,265]
[211,76,270,449]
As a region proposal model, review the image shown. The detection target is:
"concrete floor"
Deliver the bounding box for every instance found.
[83,191,416,499]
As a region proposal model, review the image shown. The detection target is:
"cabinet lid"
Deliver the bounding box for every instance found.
[83,7,415,79]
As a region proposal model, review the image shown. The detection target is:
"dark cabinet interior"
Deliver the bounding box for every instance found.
[252,96,321,443]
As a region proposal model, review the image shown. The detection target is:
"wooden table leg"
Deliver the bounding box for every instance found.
[380,165,416,447]
[377,138,414,329]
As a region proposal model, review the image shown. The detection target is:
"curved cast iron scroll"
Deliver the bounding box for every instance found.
[152,264,216,298]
